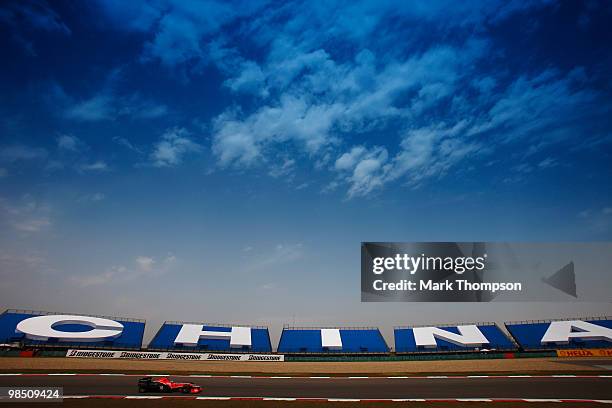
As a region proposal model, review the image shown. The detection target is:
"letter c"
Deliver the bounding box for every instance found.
[16,315,124,342]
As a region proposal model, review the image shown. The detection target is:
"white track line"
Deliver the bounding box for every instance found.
[392,399,427,402]
[457,398,494,402]
[196,397,232,400]
[263,397,297,401]
[58,396,612,403]
[523,399,562,402]
[2,373,611,379]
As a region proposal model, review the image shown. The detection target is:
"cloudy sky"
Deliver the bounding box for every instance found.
[0,0,611,347]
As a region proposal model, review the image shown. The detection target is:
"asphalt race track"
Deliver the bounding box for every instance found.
[1,375,612,400]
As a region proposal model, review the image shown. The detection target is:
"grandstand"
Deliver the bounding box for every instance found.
[148,321,272,352]
[395,322,515,353]
[0,309,145,350]
[1,308,611,356]
[505,316,612,351]
[277,326,389,354]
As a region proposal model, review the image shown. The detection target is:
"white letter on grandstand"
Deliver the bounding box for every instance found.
[541,320,612,344]
[321,329,342,350]
[15,315,124,342]
[174,325,252,348]
[413,325,489,348]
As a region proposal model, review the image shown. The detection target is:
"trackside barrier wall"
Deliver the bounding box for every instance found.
[286,351,556,362]
[148,322,272,352]
[277,327,389,353]
[65,349,284,361]
[505,318,612,350]
[394,323,515,353]
[0,310,145,349]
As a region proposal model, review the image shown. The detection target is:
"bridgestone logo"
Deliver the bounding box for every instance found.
[66,349,285,361]
[119,352,161,359]
[68,350,115,358]
[248,355,282,361]
[166,353,202,360]
[207,354,241,360]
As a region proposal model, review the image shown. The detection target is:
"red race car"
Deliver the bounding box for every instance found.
[138,377,202,394]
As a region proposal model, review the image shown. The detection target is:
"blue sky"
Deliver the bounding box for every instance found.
[0,0,611,344]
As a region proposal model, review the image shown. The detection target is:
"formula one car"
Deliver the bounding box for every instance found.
[138,377,202,394]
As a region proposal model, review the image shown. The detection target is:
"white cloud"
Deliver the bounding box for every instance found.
[0,145,47,163]
[578,206,612,233]
[0,196,52,233]
[268,243,304,265]
[72,254,178,287]
[57,134,82,151]
[151,127,203,167]
[243,243,305,273]
[13,218,51,233]
[135,256,155,272]
[538,157,558,169]
[71,266,125,287]
[212,95,344,167]
[211,39,488,186]
[331,121,481,197]
[80,161,109,172]
[49,69,168,122]
[78,192,106,202]
[468,68,596,144]
[388,121,479,185]
[335,146,368,171]
[225,60,267,97]
[334,146,389,198]
[137,1,268,69]
[91,192,105,201]
[65,94,115,121]
[64,91,169,122]
[268,158,296,179]
[46,1,604,200]
[113,137,144,154]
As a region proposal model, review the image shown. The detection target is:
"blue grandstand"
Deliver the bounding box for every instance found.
[277,326,389,353]
[148,322,272,352]
[505,317,612,351]
[0,309,145,349]
[394,322,515,353]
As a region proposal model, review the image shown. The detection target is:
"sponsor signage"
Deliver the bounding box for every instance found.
[66,349,284,361]
[557,349,612,357]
